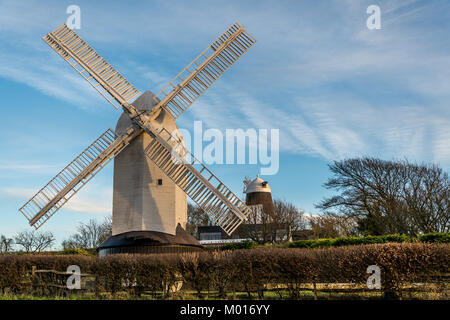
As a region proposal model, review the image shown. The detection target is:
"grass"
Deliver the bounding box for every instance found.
[1,287,446,300]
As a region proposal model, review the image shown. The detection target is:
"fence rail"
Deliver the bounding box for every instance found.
[28,266,95,290]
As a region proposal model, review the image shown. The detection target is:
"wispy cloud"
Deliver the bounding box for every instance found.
[0,162,62,174]
[181,80,450,167]
[1,185,112,215]
[1,0,449,168]
[169,0,450,168]
[64,188,112,214]
[0,48,104,108]
[0,187,36,200]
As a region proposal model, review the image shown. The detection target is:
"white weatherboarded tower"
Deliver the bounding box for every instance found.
[113,91,187,236]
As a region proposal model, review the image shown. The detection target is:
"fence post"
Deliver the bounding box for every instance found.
[313,282,318,300]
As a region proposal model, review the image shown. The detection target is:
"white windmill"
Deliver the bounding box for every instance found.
[18,22,256,255]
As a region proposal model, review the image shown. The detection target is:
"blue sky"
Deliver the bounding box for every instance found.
[0,0,449,247]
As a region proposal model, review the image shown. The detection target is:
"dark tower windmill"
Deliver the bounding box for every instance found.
[18,22,257,255]
[244,175,275,220]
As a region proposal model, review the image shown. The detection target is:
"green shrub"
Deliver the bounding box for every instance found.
[286,233,450,249]
[286,239,333,248]
[332,236,371,246]
[380,234,411,243]
[418,232,450,243]
[287,234,413,248]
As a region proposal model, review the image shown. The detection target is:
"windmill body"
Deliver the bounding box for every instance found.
[113,91,187,236]
[245,175,275,219]
[19,22,257,255]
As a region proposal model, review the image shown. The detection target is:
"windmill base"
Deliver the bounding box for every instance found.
[98,224,203,257]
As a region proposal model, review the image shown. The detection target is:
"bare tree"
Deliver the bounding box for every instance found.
[0,235,14,253]
[401,162,449,233]
[239,204,275,243]
[272,199,305,240]
[62,217,112,250]
[238,199,305,243]
[14,230,55,253]
[186,203,211,237]
[308,214,358,239]
[316,157,449,235]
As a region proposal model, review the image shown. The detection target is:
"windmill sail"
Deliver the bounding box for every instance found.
[153,22,256,119]
[19,128,140,229]
[43,24,140,112]
[32,22,255,235]
[143,126,250,235]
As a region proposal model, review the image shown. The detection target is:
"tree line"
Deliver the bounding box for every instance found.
[0,217,112,253]
[188,157,449,240]
[316,157,449,236]
[1,157,447,253]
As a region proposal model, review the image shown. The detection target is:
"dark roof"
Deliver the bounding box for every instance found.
[98,224,202,249]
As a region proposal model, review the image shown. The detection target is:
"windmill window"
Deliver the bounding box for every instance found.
[157,179,163,185]
[262,182,267,187]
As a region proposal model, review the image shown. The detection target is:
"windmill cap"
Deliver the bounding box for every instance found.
[132,90,159,112]
[116,90,163,134]
[245,175,271,193]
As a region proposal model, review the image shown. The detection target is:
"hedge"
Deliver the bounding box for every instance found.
[0,243,448,299]
[286,233,448,248]
[0,255,95,294]
[418,233,450,243]
[219,240,257,251]
[58,249,93,256]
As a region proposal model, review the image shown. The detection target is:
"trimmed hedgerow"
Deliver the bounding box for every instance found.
[0,243,448,299]
[0,255,95,294]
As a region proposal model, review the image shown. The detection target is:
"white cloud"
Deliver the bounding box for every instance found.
[1,185,111,215]
[0,162,61,173]
[64,189,112,214]
[0,187,35,199]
